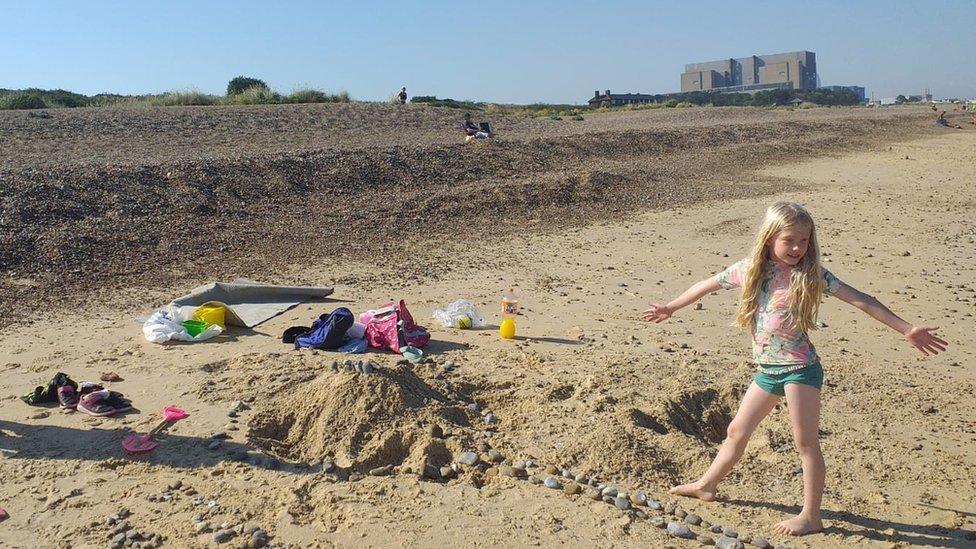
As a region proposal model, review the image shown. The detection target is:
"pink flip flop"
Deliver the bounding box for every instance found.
[122,406,188,454]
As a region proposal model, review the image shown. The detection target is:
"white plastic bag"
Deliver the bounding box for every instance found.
[432,299,486,328]
[143,306,223,343]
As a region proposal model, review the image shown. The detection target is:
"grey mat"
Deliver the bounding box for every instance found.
[170,278,334,328]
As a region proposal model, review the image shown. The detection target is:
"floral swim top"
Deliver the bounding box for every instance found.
[715,259,842,372]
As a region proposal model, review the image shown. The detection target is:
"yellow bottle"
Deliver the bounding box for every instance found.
[499,317,516,339]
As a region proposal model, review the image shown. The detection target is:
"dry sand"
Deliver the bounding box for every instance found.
[1,120,974,548]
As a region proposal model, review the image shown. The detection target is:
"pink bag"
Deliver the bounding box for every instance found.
[364,300,430,353]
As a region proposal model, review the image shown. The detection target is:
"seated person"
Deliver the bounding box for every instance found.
[462,113,492,142]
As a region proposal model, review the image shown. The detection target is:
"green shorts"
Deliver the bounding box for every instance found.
[754,363,823,397]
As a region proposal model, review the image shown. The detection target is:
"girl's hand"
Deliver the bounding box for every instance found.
[903,326,948,356]
[641,303,672,323]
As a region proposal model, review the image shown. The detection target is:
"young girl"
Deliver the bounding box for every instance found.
[641,201,947,536]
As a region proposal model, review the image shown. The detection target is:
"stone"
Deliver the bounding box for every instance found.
[737,534,752,544]
[675,508,688,519]
[230,400,245,413]
[601,486,618,498]
[211,431,229,440]
[499,466,521,478]
[545,464,559,475]
[667,522,695,539]
[686,513,702,525]
[429,424,444,438]
[467,402,482,413]
[635,510,647,520]
[488,449,504,463]
[207,441,221,451]
[369,465,393,476]
[459,452,479,466]
[715,535,744,549]
[544,476,561,489]
[349,473,365,482]
[574,474,588,484]
[701,520,711,529]
[512,460,526,470]
[722,528,738,538]
[212,529,235,543]
[528,475,542,485]
[650,517,666,528]
[602,496,614,504]
[242,524,259,535]
[440,467,456,479]
[752,536,772,549]
[111,522,132,535]
[561,468,573,479]
[322,461,335,473]
[630,492,647,506]
[483,413,497,424]
[647,500,662,511]
[563,482,582,496]
[698,535,715,546]
[585,489,601,500]
[614,496,630,511]
[711,524,722,533]
[167,480,182,490]
[362,362,374,374]
[194,521,211,533]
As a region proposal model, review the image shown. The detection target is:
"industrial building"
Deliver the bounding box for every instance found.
[680,51,817,93]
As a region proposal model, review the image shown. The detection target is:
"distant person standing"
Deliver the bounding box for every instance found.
[398,87,407,104]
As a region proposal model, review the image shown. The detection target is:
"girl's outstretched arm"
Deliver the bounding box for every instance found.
[832,282,948,356]
[642,278,722,323]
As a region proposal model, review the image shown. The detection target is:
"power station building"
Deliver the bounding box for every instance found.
[680,51,818,93]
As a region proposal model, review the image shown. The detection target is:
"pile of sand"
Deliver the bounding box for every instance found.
[247,364,476,473]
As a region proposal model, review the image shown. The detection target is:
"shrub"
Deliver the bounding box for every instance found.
[675,101,695,108]
[227,76,268,95]
[283,89,351,104]
[154,90,221,106]
[663,99,679,108]
[547,114,562,120]
[226,85,281,105]
[0,92,48,110]
[571,114,584,121]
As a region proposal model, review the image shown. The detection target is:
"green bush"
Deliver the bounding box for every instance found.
[675,101,695,108]
[571,114,584,121]
[227,76,268,95]
[226,85,281,105]
[283,89,352,104]
[0,92,47,110]
[547,114,562,120]
[153,90,221,106]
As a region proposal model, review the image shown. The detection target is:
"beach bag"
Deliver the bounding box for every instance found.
[293,308,354,350]
[365,300,430,353]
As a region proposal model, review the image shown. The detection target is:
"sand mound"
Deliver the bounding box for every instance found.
[248,364,474,471]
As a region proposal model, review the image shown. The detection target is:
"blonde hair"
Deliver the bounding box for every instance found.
[735,202,824,333]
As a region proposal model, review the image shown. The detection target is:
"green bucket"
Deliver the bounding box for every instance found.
[181,319,208,337]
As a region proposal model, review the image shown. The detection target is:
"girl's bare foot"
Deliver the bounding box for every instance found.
[771,513,823,536]
[669,481,717,502]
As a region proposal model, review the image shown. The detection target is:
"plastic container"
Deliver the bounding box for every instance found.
[501,288,518,317]
[181,319,208,337]
[499,317,516,339]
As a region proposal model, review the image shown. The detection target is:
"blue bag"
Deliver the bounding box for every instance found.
[293,308,354,350]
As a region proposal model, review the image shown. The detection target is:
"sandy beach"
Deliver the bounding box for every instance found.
[1,107,974,548]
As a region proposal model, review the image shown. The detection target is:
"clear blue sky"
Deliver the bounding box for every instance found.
[3,0,974,103]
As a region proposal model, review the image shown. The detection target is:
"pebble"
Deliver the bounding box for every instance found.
[544,477,561,489]
[467,402,482,413]
[111,521,132,535]
[369,465,393,476]
[211,431,228,440]
[194,521,211,533]
[585,489,601,500]
[212,529,235,543]
[675,508,688,519]
[667,522,695,539]
[167,480,182,490]
[698,535,715,546]
[483,413,497,424]
[738,534,752,544]
[440,467,457,479]
[488,449,504,463]
[602,496,614,504]
[710,524,722,534]
[753,536,771,549]
[545,464,559,475]
[528,475,542,485]
[601,486,618,498]
[561,468,573,479]
[715,535,744,549]
[459,452,479,466]
[647,500,662,510]
[701,520,711,529]
[722,528,738,538]
[499,466,520,478]
[228,449,248,462]
[650,516,666,528]
[348,473,364,482]
[512,460,526,470]
[614,496,630,511]
[354,362,363,373]
[686,513,702,525]
[630,492,647,506]
[207,441,221,451]
[230,400,245,413]
[574,474,588,484]
[362,362,374,374]
[525,459,536,468]
[563,482,581,496]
